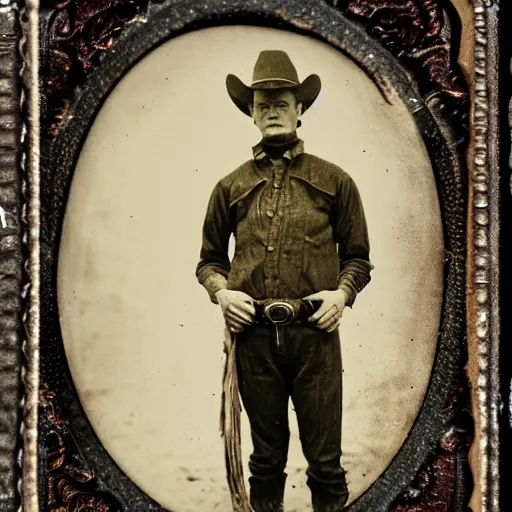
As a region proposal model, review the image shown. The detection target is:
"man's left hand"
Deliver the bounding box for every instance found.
[305,289,348,332]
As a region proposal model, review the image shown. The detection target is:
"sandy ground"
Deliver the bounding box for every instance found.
[157,391,378,511]
[167,466,312,512]
[162,408,318,512]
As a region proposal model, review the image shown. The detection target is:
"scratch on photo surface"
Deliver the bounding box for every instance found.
[0,206,7,228]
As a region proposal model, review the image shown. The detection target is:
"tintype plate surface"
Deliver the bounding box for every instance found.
[0,0,508,511]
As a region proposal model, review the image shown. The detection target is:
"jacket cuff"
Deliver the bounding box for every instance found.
[337,259,373,308]
[337,281,357,308]
[199,269,228,304]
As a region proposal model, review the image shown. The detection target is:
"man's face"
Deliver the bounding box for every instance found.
[251,89,302,139]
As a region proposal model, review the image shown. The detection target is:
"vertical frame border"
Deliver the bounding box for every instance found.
[467,1,501,511]
[501,1,512,509]
[0,2,23,511]
[18,0,40,511]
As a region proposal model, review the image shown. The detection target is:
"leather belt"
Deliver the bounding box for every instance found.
[253,299,322,326]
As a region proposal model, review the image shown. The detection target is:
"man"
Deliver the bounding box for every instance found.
[196,50,373,512]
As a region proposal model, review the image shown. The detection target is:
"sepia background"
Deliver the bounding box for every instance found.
[57,26,444,512]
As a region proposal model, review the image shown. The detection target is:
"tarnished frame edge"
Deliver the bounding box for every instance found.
[466,1,501,511]
[18,0,40,511]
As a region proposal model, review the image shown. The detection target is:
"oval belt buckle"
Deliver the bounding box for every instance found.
[264,301,295,325]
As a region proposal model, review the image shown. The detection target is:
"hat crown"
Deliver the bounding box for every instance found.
[252,50,299,85]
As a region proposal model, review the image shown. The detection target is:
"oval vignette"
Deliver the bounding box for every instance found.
[56,26,444,512]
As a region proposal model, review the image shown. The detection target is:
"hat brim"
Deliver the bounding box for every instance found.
[226,74,321,117]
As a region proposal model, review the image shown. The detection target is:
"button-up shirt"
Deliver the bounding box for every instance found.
[196,139,373,306]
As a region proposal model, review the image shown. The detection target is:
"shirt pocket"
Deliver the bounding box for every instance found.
[233,198,249,225]
[301,229,340,292]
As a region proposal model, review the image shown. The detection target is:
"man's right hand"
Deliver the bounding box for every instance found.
[215,289,256,333]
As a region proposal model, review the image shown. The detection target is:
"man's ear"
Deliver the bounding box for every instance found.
[296,102,303,117]
[249,105,256,125]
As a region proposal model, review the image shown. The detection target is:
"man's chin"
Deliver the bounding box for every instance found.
[262,129,295,142]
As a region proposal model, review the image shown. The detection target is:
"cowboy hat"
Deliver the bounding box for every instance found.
[226,50,321,117]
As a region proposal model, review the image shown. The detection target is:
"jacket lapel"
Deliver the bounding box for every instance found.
[229,161,267,208]
[289,154,338,197]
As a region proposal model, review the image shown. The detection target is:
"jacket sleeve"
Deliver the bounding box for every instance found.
[196,180,233,303]
[332,174,373,307]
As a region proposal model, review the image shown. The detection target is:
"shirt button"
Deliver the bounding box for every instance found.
[267,245,275,252]
[266,210,275,218]
[273,183,280,189]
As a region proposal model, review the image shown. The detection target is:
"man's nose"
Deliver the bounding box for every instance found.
[267,106,279,118]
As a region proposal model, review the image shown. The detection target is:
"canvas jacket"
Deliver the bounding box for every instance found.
[196,140,373,305]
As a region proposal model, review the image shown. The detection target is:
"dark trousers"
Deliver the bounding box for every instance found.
[236,324,349,512]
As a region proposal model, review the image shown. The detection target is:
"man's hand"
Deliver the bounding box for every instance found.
[215,289,256,333]
[305,289,348,332]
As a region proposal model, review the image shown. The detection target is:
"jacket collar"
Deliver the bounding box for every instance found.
[252,138,305,163]
[229,150,338,207]
[251,139,335,196]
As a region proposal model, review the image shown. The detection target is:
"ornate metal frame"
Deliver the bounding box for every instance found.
[0,0,504,511]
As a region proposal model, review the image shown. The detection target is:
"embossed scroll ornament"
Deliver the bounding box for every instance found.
[391,386,473,511]
[40,387,121,512]
[40,0,149,135]
[331,0,467,103]
[392,428,468,512]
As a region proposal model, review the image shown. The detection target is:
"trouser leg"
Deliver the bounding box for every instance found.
[291,327,348,512]
[236,326,290,512]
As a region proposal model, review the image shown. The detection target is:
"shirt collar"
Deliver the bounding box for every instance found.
[252,138,305,163]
